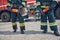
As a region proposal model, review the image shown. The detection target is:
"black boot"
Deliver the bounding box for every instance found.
[13,25,17,32]
[14,29,17,32]
[54,30,60,36]
[20,27,25,34]
[41,25,47,33]
[21,30,24,34]
[43,30,47,33]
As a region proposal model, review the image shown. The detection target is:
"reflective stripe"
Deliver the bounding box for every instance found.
[0,5,7,7]
[35,10,40,12]
[36,2,41,5]
[41,22,47,25]
[7,3,11,6]
[41,6,49,8]
[22,2,26,6]
[24,18,28,20]
[49,22,57,26]
[12,22,16,26]
[20,23,25,27]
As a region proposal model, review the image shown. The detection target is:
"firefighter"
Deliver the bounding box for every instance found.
[8,0,26,34]
[37,0,60,36]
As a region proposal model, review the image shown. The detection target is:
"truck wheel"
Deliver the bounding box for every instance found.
[1,12,10,22]
[55,7,60,19]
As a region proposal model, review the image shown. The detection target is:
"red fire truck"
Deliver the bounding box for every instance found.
[0,0,11,22]
[0,0,60,22]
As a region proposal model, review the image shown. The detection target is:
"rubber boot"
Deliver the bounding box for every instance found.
[14,29,17,32]
[43,29,47,33]
[41,25,47,33]
[54,30,60,36]
[50,26,60,36]
[21,30,24,34]
[20,27,25,34]
[13,25,17,32]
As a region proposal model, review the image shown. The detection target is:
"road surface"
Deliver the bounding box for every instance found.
[0,20,60,40]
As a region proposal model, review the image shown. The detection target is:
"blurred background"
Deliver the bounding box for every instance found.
[0,0,60,22]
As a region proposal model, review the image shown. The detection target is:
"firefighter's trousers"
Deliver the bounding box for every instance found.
[11,12,25,31]
[41,9,58,31]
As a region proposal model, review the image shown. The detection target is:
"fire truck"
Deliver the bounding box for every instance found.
[0,0,60,22]
[0,0,11,22]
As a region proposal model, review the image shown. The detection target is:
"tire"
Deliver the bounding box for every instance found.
[55,7,60,19]
[1,12,10,22]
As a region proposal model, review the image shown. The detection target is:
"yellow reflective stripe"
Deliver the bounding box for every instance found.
[36,2,41,5]
[41,6,49,8]
[49,22,57,26]
[35,10,40,12]
[20,23,25,27]
[41,22,47,25]
[12,22,16,26]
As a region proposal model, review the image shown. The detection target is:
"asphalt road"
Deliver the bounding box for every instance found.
[0,20,60,40]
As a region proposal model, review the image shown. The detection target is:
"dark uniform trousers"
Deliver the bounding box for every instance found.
[36,0,60,36]
[41,9,58,31]
[11,12,25,31]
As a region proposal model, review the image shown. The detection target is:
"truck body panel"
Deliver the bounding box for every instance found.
[0,0,8,10]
